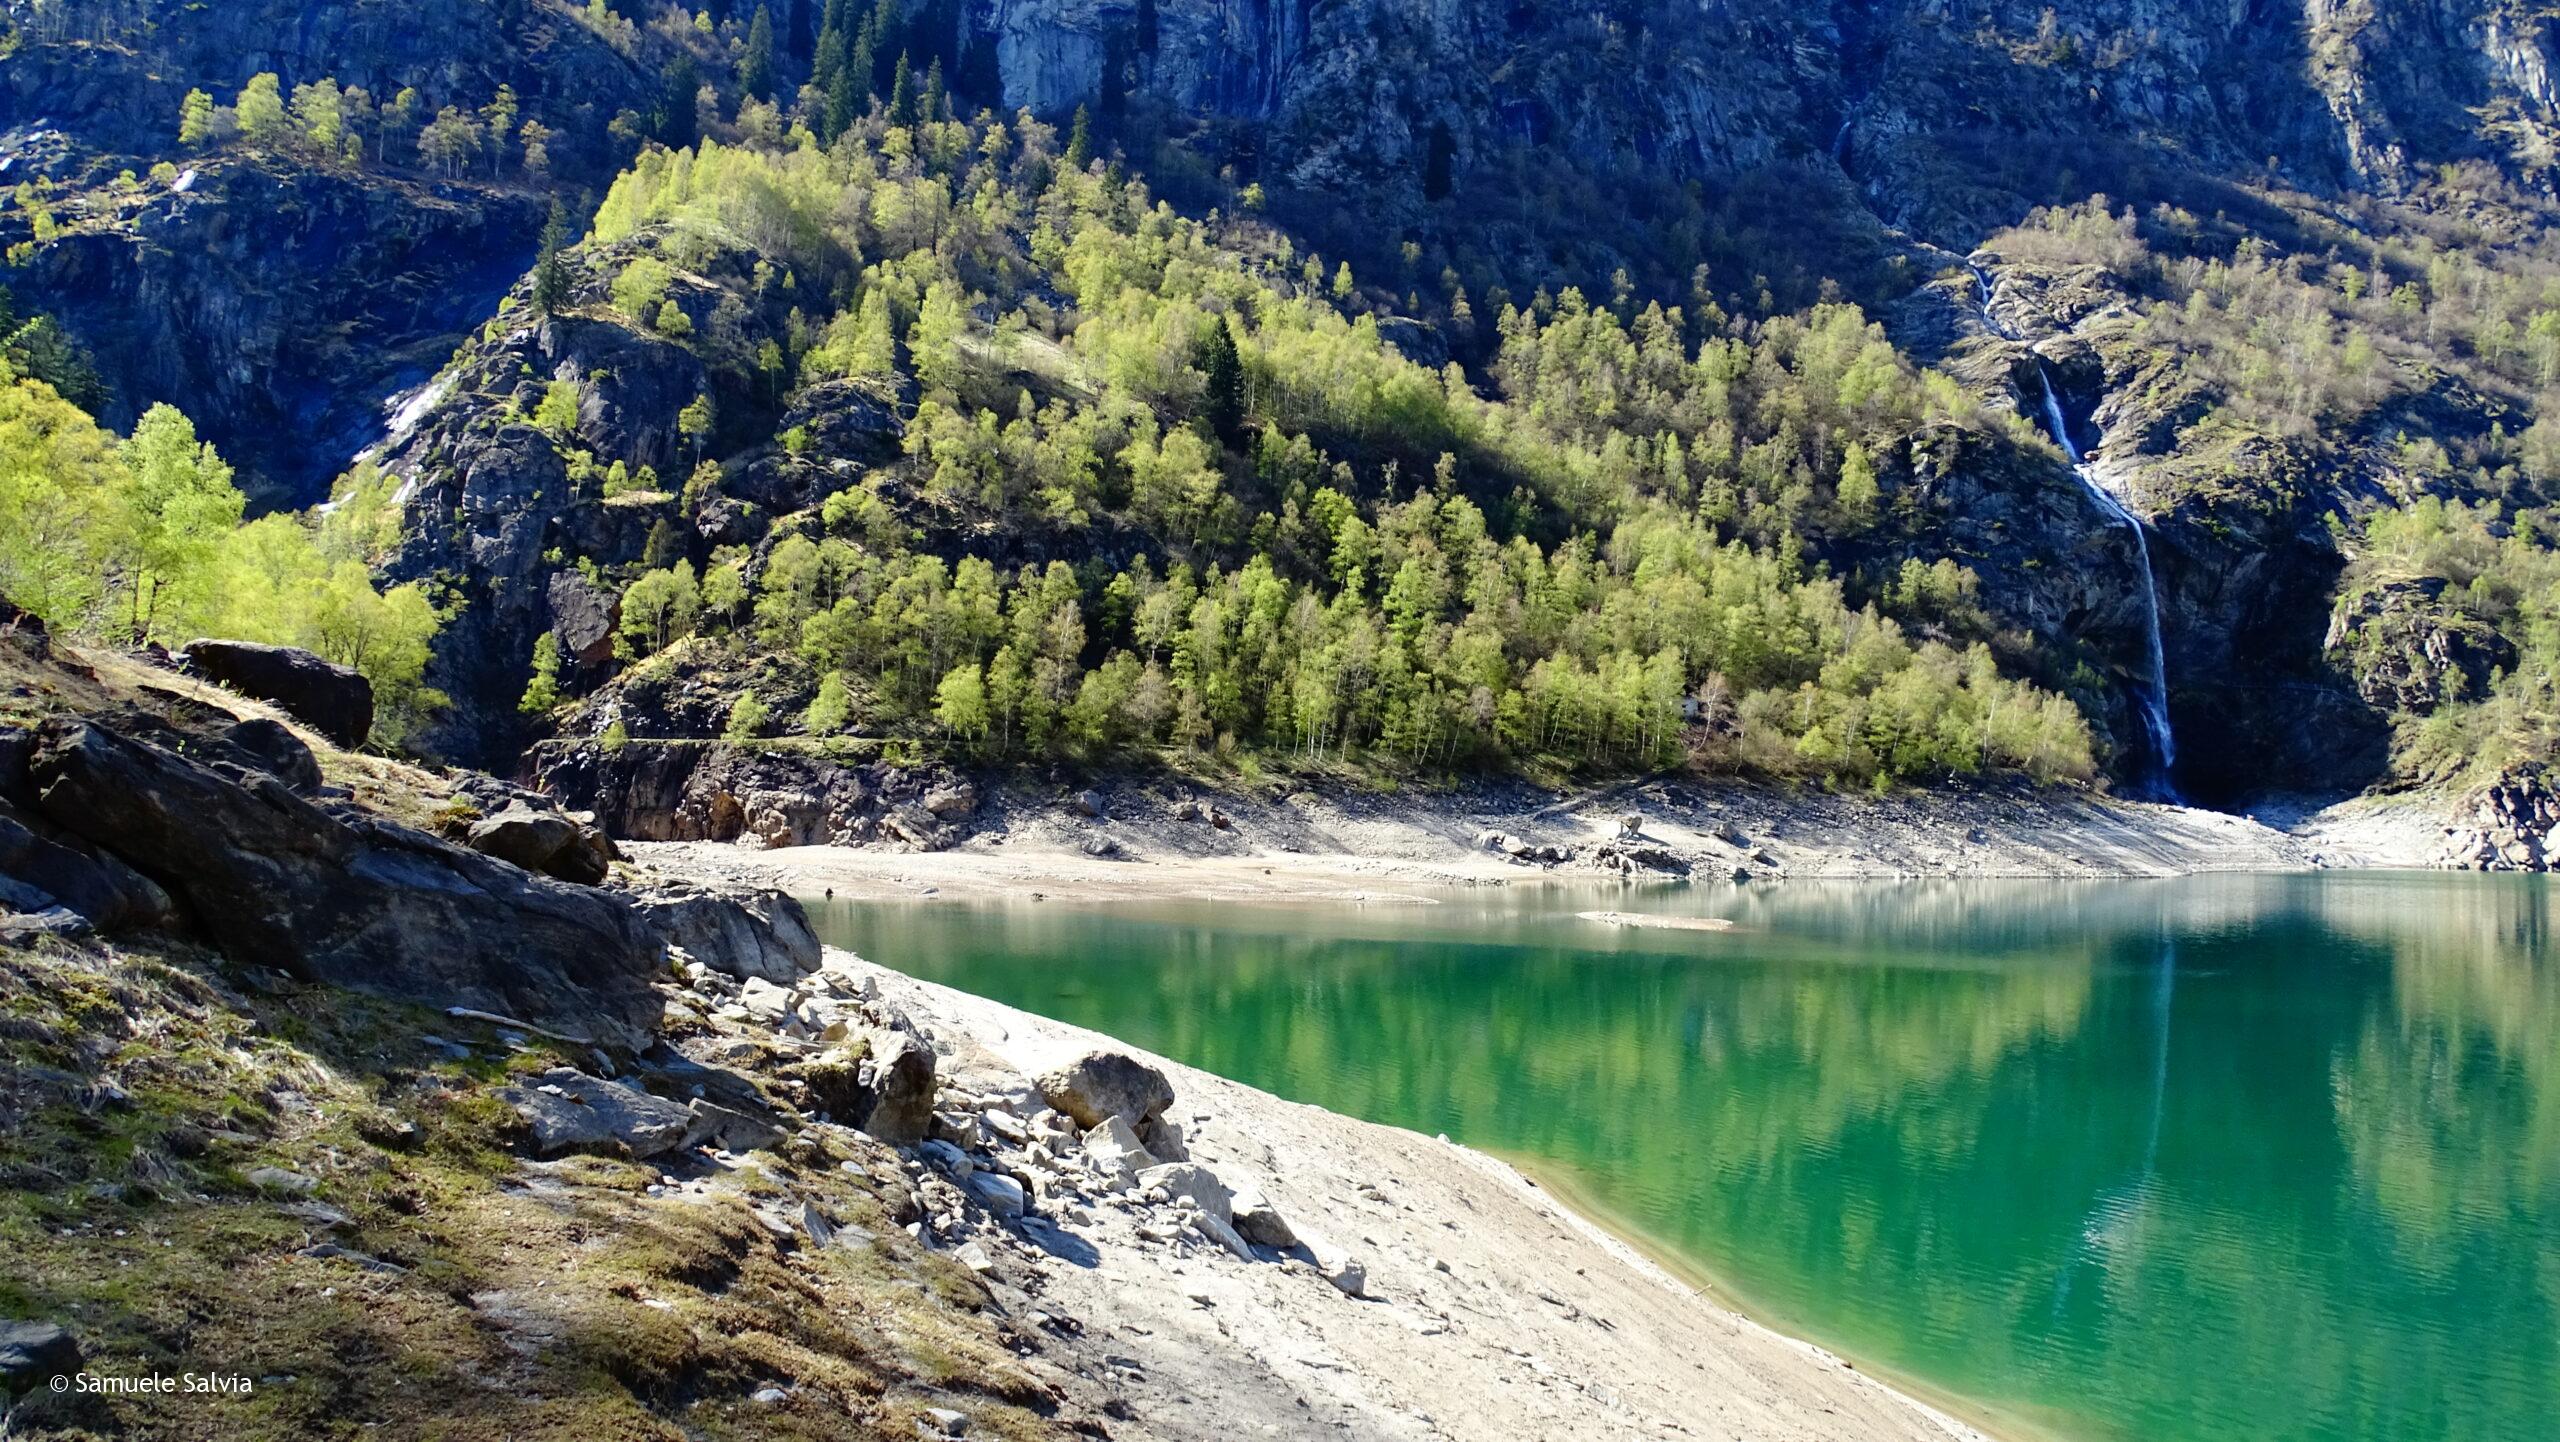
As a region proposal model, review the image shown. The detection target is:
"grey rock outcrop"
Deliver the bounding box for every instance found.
[629,881,821,982]
[790,1029,936,1143]
[501,1068,693,1160]
[0,799,174,933]
[466,803,614,886]
[26,719,664,1045]
[0,1320,80,1397]
[1035,1050,1176,1132]
[181,640,374,749]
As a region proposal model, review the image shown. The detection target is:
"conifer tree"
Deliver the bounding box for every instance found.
[531,199,574,316]
[887,51,917,126]
[740,4,778,101]
[177,89,216,146]
[1064,104,1093,171]
[1200,314,1244,446]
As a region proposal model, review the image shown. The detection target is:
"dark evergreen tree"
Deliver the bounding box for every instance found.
[887,51,917,126]
[920,57,946,123]
[652,54,701,147]
[824,65,860,140]
[1135,0,1159,55]
[1064,104,1093,171]
[1200,314,1244,446]
[865,0,902,91]
[814,0,850,78]
[740,5,778,101]
[531,199,573,316]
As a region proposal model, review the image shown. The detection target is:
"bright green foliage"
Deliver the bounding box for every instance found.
[723,692,770,741]
[533,378,582,438]
[619,562,699,654]
[806,671,854,734]
[235,73,287,142]
[177,89,216,146]
[934,662,989,743]
[908,282,967,395]
[417,106,481,176]
[535,119,2098,786]
[612,257,674,323]
[2337,497,2560,784]
[520,632,564,713]
[0,367,444,744]
[292,79,344,153]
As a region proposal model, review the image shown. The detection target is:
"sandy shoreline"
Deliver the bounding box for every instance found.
[835,946,2000,1442]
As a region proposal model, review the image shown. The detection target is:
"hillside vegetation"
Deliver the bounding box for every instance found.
[451,119,2101,789]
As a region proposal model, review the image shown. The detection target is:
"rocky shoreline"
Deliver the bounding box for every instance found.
[615,768,2341,909]
[711,941,1999,1442]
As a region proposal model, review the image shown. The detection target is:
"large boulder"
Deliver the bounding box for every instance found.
[0,801,173,932]
[466,803,613,885]
[858,1030,937,1145]
[0,1320,80,1397]
[499,1068,693,1160]
[180,640,374,748]
[27,720,664,1046]
[1034,1049,1176,1132]
[546,569,622,668]
[629,881,821,982]
[220,717,323,793]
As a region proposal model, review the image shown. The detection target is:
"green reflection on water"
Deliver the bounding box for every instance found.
[806,873,2558,1442]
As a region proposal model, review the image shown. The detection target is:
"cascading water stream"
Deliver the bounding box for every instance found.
[1971,263,2180,798]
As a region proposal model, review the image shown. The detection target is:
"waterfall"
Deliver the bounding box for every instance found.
[1972,263,2180,798]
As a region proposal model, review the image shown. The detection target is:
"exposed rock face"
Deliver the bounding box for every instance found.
[531,740,977,851]
[3,158,549,510]
[465,802,614,886]
[500,1067,695,1161]
[1932,260,2393,800]
[2437,768,2560,872]
[2327,578,2517,714]
[219,717,324,793]
[26,718,665,1045]
[0,0,668,505]
[181,640,375,749]
[0,799,174,933]
[628,880,822,983]
[976,0,2560,211]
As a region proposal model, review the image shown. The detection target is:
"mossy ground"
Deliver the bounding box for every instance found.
[0,930,1066,1440]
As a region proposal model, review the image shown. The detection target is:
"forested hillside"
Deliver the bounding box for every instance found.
[7,0,2560,823]
[355,106,2116,797]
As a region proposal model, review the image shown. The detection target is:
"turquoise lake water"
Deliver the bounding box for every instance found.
[805,873,2558,1442]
